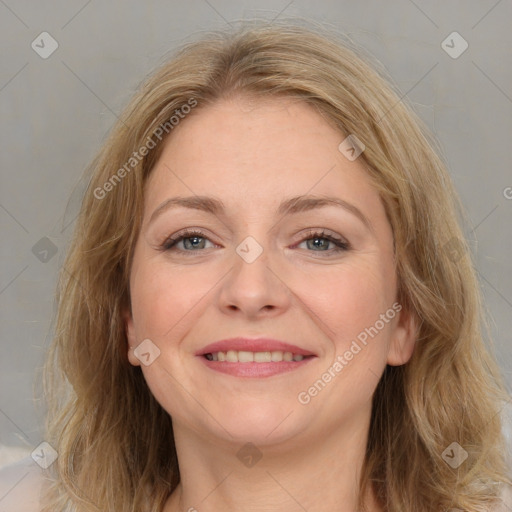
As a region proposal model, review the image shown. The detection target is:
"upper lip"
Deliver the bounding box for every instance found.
[196,337,316,357]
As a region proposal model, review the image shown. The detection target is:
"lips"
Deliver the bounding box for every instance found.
[196,337,316,357]
[196,337,317,378]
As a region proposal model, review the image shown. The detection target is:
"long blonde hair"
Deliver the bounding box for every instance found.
[42,20,512,511]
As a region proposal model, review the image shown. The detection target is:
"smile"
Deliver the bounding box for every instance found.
[204,350,308,362]
[200,352,315,378]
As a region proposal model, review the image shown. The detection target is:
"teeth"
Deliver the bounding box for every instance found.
[271,351,283,362]
[226,350,238,362]
[205,350,308,363]
[238,351,254,362]
[254,351,272,363]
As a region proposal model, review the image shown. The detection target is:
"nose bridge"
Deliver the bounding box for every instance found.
[218,232,290,317]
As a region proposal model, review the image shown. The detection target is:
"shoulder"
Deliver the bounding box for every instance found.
[0,455,47,512]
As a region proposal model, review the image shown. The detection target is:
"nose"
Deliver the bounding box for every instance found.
[217,241,291,319]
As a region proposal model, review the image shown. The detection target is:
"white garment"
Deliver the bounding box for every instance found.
[0,454,46,512]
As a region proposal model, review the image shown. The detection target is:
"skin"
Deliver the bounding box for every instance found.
[124,95,417,512]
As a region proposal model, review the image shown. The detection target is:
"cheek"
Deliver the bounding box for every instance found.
[130,258,219,339]
[300,258,394,356]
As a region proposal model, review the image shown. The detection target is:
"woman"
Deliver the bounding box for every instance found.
[2,21,511,512]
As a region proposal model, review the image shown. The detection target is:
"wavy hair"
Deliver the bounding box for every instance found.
[42,20,512,511]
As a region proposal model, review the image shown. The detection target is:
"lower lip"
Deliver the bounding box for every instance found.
[199,357,315,377]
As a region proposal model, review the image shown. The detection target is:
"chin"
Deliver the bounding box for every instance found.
[200,399,310,447]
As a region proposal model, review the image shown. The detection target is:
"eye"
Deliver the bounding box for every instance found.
[159,228,350,255]
[161,229,216,253]
[295,229,350,255]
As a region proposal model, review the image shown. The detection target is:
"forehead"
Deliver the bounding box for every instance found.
[144,95,381,220]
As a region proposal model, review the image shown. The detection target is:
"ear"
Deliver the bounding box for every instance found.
[386,304,418,366]
[123,308,141,367]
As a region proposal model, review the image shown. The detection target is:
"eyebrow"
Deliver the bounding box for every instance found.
[149,194,374,232]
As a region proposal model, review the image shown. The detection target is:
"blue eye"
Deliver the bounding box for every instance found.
[160,228,350,255]
[296,229,350,254]
[161,230,213,252]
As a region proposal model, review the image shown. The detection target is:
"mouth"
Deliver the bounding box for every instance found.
[204,350,311,362]
[196,338,317,378]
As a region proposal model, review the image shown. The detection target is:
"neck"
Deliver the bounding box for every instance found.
[164,405,382,512]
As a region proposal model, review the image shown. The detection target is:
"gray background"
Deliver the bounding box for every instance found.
[1,1,511,454]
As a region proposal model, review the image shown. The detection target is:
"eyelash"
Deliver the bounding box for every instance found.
[160,228,350,255]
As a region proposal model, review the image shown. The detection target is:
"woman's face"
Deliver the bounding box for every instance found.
[125,95,416,447]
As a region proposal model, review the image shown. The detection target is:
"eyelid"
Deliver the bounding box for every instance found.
[160,228,219,252]
[159,227,351,256]
[294,227,349,244]
[291,228,351,253]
